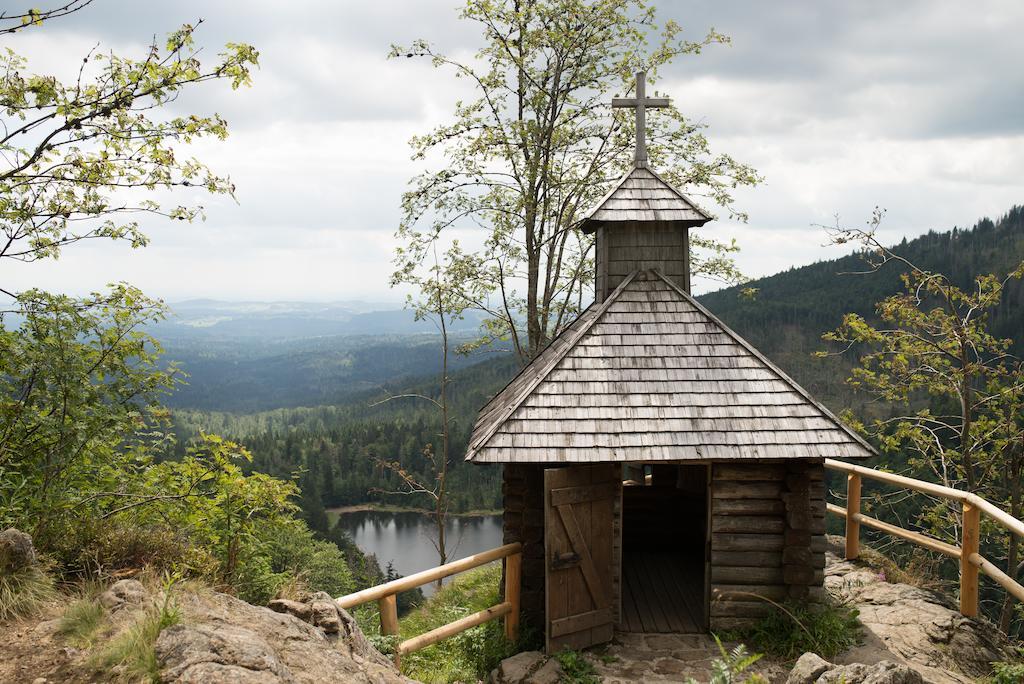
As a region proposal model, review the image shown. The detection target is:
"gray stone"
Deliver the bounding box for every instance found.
[818,661,923,684]
[0,528,36,572]
[268,598,312,622]
[787,652,831,684]
[156,588,409,683]
[527,658,563,684]
[490,650,545,684]
[308,591,342,634]
[99,579,150,611]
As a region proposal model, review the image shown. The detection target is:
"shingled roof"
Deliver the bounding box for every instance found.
[466,270,875,463]
[578,166,713,232]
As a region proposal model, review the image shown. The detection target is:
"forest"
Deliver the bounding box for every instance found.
[175,206,1024,524]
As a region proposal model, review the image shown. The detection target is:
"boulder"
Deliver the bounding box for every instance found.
[0,528,36,572]
[788,653,922,684]
[787,653,831,683]
[825,539,1012,683]
[99,579,150,612]
[491,651,548,679]
[156,589,411,683]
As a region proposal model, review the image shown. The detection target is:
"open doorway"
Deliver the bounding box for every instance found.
[619,463,708,633]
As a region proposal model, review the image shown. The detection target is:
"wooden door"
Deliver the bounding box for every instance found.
[544,464,619,653]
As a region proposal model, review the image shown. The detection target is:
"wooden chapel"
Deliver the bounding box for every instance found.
[464,72,875,653]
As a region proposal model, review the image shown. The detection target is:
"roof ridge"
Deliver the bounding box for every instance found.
[643,166,712,221]
[464,271,640,461]
[649,270,877,457]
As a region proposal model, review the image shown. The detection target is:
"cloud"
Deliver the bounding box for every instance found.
[4,0,1024,302]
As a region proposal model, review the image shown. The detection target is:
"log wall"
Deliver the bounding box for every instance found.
[501,463,546,632]
[708,459,826,631]
[596,221,690,300]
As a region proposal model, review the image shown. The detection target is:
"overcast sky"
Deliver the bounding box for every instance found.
[6,0,1024,304]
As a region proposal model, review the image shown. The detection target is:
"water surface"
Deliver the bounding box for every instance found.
[334,510,503,596]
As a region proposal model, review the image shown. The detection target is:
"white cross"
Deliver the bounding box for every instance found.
[612,70,670,168]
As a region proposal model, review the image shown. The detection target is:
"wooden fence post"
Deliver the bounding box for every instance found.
[961,502,980,618]
[504,552,521,643]
[845,473,862,560]
[379,593,400,667]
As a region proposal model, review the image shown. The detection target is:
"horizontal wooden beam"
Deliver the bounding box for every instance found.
[855,512,961,558]
[398,602,512,655]
[826,459,1024,540]
[969,553,1024,604]
[337,544,522,609]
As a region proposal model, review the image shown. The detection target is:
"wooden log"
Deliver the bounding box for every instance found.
[399,602,512,656]
[710,600,776,618]
[712,516,785,534]
[711,584,789,601]
[961,502,980,618]
[712,498,785,516]
[379,594,399,636]
[504,552,521,642]
[714,464,786,481]
[855,513,961,558]
[710,616,761,631]
[845,472,862,560]
[712,482,784,499]
[712,566,785,585]
[712,533,785,552]
[711,550,783,567]
[337,543,522,608]
[970,553,1024,603]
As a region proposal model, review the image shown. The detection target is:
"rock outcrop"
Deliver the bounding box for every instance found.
[489,650,563,684]
[156,588,412,683]
[0,527,37,572]
[787,652,923,684]
[824,537,1014,683]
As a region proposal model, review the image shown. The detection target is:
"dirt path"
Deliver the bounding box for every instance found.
[0,605,97,684]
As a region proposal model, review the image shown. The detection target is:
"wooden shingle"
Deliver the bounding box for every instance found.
[465,270,876,463]
[579,167,712,232]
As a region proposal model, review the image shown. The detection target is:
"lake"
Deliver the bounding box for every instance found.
[333,510,503,596]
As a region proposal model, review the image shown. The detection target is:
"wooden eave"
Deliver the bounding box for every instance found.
[578,165,713,234]
[465,270,876,464]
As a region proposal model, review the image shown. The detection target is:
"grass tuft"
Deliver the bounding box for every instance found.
[555,648,600,684]
[58,599,106,647]
[719,598,862,661]
[90,582,181,682]
[0,564,56,620]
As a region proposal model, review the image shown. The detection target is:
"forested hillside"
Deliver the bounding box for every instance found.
[702,207,1024,417]
[175,206,1024,517]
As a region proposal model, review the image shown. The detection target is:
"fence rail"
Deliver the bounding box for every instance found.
[336,542,522,665]
[825,458,1024,617]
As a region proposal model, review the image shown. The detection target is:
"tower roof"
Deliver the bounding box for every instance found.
[465,270,876,463]
[578,166,712,233]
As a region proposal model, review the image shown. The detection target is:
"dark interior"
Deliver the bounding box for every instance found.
[620,463,708,633]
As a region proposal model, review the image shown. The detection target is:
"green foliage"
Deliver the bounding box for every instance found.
[988,660,1024,684]
[392,0,759,360]
[0,19,257,269]
[91,580,182,683]
[721,600,861,661]
[396,562,515,683]
[58,599,106,648]
[0,286,178,544]
[555,648,601,684]
[685,636,766,684]
[0,561,55,620]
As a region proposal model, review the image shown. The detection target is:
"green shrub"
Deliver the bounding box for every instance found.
[989,660,1024,684]
[687,636,766,684]
[720,599,861,661]
[0,563,55,620]
[556,648,600,684]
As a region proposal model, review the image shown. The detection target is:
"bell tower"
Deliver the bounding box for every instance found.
[578,71,712,299]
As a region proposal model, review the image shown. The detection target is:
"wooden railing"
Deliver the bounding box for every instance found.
[336,542,522,665]
[825,458,1024,618]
